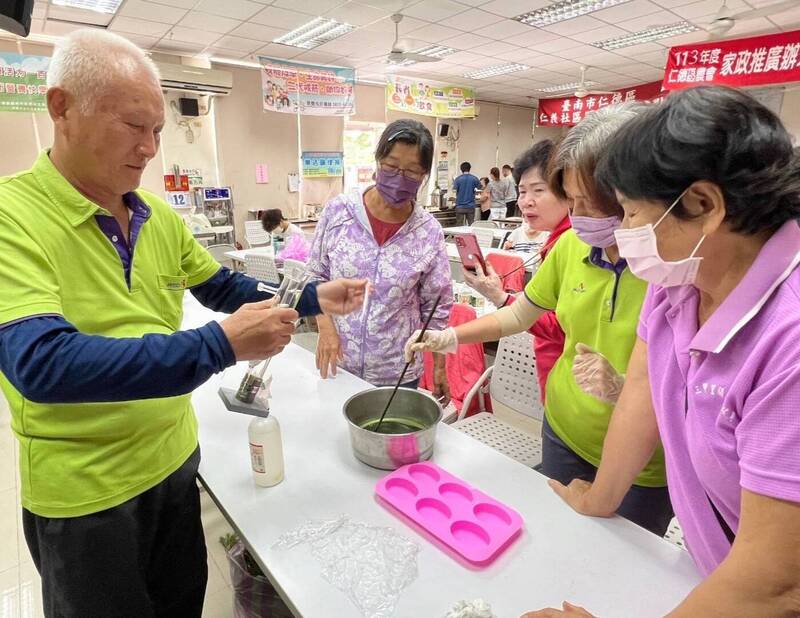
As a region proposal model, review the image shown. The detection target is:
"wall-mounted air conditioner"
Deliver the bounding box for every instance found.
[154,62,232,96]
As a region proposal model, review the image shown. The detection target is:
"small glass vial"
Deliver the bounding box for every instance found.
[248,414,284,487]
[236,360,268,404]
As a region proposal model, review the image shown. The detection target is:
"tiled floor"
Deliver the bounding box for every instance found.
[0,394,236,618]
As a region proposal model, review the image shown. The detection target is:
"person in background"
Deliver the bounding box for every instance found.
[453,161,481,226]
[529,86,800,618]
[409,106,673,537]
[0,30,366,618]
[478,176,491,221]
[503,222,549,254]
[464,140,570,402]
[502,163,518,217]
[488,167,507,221]
[260,208,303,239]
[309,119,452,400]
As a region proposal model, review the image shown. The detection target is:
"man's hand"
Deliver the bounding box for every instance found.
[220,298,297,361]
[463,262,507,307]
[521,601,596,617]
[317,279,368,316]
[315,315,342,379]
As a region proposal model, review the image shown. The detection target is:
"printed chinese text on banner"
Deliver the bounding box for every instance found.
[386,76,475,118]
[259,56,355,116]
[0,53,49,112]
[663,30,800,90]
[536,81,664,127]
[302,152,344,178]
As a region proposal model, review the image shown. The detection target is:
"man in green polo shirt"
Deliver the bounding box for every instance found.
[0,30,366,617]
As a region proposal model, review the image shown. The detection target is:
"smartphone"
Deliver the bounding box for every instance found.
[454,233,487,275]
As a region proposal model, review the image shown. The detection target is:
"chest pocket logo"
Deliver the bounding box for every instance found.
[157,273,188,327]
[572,282,587,294]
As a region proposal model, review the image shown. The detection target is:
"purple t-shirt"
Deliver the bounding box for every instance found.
[638,219,800,576]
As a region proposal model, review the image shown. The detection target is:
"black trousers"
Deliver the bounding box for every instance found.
[505,200,518,218]
[479,209,491,221]
[23,447,207,618]
[540,417,673,536]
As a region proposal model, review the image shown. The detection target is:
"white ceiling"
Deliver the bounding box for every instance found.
[19,0,800,107]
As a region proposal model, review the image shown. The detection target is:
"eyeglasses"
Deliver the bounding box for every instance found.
[379,163,426,182]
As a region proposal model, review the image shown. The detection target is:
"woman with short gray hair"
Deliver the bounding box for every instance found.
[407,105,673,535]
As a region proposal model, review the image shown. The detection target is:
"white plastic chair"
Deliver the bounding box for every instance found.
[471,220,498,229]
[244,220,271,248]
[471,227,495,249]
[245,252,281,285]
[206,243,236,270]
[450,332,544,468]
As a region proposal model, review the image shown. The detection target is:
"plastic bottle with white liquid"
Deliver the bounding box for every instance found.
[249,414,284,487]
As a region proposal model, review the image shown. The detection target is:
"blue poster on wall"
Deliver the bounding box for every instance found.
[302,151,344,178]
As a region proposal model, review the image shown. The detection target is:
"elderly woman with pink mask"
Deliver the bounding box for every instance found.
[308,119,452,399]
[408,105,672,536]
[523,85,800,618]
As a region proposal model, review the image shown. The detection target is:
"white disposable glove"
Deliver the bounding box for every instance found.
[404,327,458,362]
[572,343,625,404]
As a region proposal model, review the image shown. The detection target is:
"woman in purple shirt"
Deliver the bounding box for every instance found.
[526,87,800,616]
[308,120,452,397]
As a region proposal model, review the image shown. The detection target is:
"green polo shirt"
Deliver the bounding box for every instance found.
[0,151,222,517]
[525,230,666,487]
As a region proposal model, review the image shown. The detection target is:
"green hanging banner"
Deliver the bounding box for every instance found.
[0,53,50,113]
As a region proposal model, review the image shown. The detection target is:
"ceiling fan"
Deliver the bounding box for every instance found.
[573,66,613,98]
[706,0,797,39]
[385,14,440,64]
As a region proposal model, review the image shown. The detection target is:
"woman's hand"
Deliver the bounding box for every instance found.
[572,343,625,404]
[404,328,458,361]
[503,240,514,250]
[521,601,596,617]
[547,478,616,518]
[315,315,342,379]
[463,262,507,307]
[432,354,450,406]
[317,279,369,315]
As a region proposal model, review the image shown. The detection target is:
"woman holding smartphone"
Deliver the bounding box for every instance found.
[408,105,672,536]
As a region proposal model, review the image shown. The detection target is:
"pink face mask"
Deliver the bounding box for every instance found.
[569,214,621,248]
[614,190,706,288]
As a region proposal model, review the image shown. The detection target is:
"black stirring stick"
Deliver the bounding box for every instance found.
[374,295,442,433]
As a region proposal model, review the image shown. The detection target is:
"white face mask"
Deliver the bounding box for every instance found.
[614,190,706,288]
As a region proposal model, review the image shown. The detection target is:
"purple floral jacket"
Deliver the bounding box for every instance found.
[307,188,453,386]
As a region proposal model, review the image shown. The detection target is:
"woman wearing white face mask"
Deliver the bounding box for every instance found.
[527,86,800,617]
[407,106,674,536]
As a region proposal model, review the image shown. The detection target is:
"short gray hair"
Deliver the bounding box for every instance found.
[47,29,161,114]
[549,102,645,214]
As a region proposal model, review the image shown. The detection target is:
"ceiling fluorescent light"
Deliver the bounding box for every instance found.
[412,45,456,59]
[592,21,698,50]
[537,80,597,93]
[514,0,630,27]
[52,0,123,13]
[273,17,354,50]
[464,63,529,79]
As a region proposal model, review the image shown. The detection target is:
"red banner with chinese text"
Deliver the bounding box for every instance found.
[663,30,800,91]
[536,81,664,127]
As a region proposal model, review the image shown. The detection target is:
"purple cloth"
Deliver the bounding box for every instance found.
[307,188,453,386]
[639,219,800,576]
[93,193,150,289]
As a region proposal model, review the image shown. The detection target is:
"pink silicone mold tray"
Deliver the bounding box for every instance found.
[375,462,523,566]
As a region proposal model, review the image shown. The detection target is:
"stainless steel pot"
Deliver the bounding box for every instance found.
[343,387,443,470]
